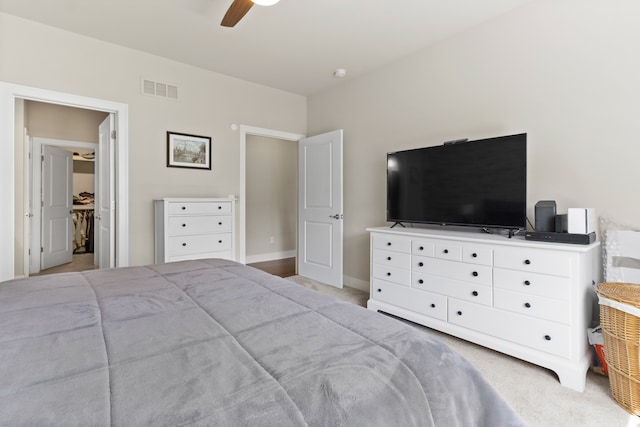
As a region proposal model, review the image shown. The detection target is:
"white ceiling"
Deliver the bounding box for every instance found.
[0,0,533,95]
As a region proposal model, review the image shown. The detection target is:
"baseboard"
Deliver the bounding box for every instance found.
[246,250,296,264]
[344,275,370,293]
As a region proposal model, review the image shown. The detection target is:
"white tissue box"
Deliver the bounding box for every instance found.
[567,208,596,234]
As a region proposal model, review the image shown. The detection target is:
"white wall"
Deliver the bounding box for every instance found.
[0,12,306,270]
[308,0,640,284]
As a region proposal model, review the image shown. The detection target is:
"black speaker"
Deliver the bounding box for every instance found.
[555,214,568,233]
[535,200,557,232]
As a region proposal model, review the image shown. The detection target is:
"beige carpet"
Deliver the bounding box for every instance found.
[287,275,639,427]
[287,275,369,306]
[31,253,98,276]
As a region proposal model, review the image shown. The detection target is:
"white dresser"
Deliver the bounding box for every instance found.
[154,198,235,263]
[367,226,601,392]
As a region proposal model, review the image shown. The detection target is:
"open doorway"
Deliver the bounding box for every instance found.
[0,81,129,282]
[245,134,297,277]
[26,101,107,276]
[239,126,344,287]
[238,126,305,275]
[30,140,99,276]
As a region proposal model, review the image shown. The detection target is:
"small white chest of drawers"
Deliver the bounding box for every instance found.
[367,226,600,392]
[154,198,235,263]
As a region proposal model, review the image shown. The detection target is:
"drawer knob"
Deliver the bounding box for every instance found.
[181,206,186,210]
[524,259,531,265]
[472,271,478,277]
[386,272,391,276]
[457,311,462,316]
[218,206,222,209]
[544,335,551,341]
[377,288,382,293]
[387,242,392,246]
[219,222,223,225]
[524,280,531,286]
[419,246,424,251]
[443,249,449,254]
[430,303,436,308]
[182,243,187,246]
[472,291,478,296]
[387,256,392,261]
[472,253,478,258]
[418,262,424,267]
[182,224,186,227]
[418,279,424,284]
[525,302,531,308]
[218,240,223,243]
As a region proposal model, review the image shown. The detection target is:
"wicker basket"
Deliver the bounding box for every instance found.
[597,282,640,415]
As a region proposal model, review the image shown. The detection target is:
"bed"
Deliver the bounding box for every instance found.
[0,258,523,426]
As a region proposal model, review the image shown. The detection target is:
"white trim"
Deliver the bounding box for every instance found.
[0,81,129,282]
[245,250,296,264]
[239,125,305,264]
[21,111,30,278]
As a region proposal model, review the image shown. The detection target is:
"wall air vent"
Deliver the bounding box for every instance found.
[141,78,178,100]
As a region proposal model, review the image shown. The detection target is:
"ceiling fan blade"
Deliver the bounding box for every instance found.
[221,0,254,27]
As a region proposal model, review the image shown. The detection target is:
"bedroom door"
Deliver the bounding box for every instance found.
[95,115,115,268]
[298,130,343,288]
[41,145,73,269]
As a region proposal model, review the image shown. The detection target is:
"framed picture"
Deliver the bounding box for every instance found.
[167,131,211,170]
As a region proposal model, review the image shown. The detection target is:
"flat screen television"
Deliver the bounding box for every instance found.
[387,133,527,231]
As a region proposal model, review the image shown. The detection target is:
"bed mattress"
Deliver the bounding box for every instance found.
[0,259,523,426]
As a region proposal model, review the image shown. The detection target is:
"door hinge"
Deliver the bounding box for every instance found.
[41,247,44,253]
[41,155,44,161]
[111,130,116,140]
[28,249,31,255]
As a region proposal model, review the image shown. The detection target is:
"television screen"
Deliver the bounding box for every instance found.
[387,133,527,230]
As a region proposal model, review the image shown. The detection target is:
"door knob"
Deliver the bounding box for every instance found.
[329,214,342,219]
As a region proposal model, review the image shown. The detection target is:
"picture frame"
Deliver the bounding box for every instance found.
[167,131,211,170]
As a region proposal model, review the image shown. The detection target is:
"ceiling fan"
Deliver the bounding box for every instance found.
[221,0,280,28]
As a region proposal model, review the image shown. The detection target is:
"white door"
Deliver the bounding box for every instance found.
[298,130,343,287]
[41,145,73,270]
[95,115,115,268]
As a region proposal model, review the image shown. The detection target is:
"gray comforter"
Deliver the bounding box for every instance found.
[0,259,523,426]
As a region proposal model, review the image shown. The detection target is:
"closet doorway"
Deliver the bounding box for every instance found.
[0,82,129,283]
[27,101,107,275]
[30,138,99,275]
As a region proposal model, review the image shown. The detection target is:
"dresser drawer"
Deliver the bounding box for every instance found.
[413,256,492,286]
[494,247,572,277]
[448,299,570,358]
[434,241,462,261]
[168,215,232,235]
[372,278,447,321]
[413,272,492,306]
[168,233,232,256]
[372,249,411,270]
[168,251,233,263]
[494,268,571,300]
[412,238,435,257]
[462,245,493,266]
[372,234,411,253]
[494,289,569,325]
[372,263,411,286]
[167,201,232,215]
